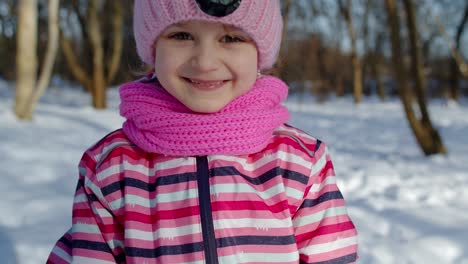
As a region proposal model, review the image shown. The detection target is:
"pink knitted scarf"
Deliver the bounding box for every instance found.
[119,76,290,156]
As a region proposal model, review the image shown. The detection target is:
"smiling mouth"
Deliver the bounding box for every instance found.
[183,77,229,91]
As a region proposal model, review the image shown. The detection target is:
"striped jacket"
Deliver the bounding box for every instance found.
[48,124,358,264]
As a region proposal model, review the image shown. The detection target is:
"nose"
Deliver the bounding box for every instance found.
[190,41,220,72]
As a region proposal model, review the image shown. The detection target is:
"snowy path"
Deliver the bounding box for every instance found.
[1,81,467,264]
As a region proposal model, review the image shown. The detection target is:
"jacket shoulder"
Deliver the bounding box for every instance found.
[84,129,144,170]
[272,124,326,159]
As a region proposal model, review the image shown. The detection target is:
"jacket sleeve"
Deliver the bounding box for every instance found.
[292,143,358,264]
[47,151,125,264]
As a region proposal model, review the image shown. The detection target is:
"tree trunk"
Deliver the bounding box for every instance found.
[25,0,60,118]
[362,0,371,97]
[60,32,91,91]
[15,0,37,120]
[449,2,468,100]
[430,6,468,80]
[106,1,124,84]
[275,0,292,77]
[60,0,123,108]
[363,0,385,101]
[403,0,428,119]
[335,74,345,98]
[87,0,106,109]
[385,0,446,156]
[374,34,386,101]
[339,0,363,104]
[371,54,385,101]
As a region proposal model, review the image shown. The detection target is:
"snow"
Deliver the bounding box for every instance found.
[1,79,468,264]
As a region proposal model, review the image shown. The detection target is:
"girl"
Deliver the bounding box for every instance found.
[48,0,358,263]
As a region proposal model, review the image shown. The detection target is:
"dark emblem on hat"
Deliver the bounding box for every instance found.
[194,0,242,17]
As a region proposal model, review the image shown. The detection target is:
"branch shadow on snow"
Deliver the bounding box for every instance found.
[347,198,468,263]
[35,107,116,134]
[0,225,18,264]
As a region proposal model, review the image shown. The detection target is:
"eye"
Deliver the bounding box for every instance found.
[168,32,193,40]
[221,34,245,43]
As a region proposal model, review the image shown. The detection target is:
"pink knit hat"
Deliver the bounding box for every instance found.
[133,0,283,70]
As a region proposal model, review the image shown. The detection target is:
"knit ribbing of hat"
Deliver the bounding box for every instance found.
[133,0,282,70]
[119,76,290,156]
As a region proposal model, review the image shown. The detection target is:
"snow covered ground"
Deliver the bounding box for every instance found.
[1,79,467,264]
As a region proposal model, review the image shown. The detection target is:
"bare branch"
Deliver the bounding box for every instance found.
[106,0,123,84]
[60,31,89,85]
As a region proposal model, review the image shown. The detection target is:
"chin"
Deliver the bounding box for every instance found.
[188,104,226,114]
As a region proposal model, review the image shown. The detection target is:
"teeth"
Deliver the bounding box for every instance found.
[185,78,227,90]
[189,78,222,84]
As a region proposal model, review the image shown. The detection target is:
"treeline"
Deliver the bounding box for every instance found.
[3,1,467,99]
[4,0,468,155]
[277,0,468,102]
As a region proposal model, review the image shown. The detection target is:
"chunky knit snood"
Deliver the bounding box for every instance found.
[119,76,290,156]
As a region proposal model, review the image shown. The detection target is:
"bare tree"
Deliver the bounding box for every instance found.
[60,0,123,109]
[15,0,38,119]
[87,0,106,109]
[430,4,468,77]
[0,1,17,80]
[275,0,293,77]
[338,0,363,104]
[14,0,60,120]
[372,33,386,101]
[385,0,446,155]
[449,2,468,100]
[107,0,124,84]
[362,0,386,101]
[29,0,60,117]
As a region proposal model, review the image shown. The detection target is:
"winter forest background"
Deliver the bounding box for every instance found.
[1,0,468,263]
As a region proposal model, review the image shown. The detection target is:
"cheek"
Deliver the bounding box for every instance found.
[234,67,257,96]
[237,50,258,82]
[154,50,170,74]
[231,46,258,73]
[244,47,259,71]
[239,65,257,82]
[154,44,179,76]
[154,46,164,75]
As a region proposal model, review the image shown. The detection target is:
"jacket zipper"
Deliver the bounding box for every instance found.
[196,156,219,264]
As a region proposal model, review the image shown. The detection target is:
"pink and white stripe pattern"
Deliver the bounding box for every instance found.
[47,124,358,264]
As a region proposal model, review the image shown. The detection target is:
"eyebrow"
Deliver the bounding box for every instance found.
[171,22,238,30]
[166,22,252,39]
[171,22,189,27]
[224,26,252,38]
[223,24,241,31]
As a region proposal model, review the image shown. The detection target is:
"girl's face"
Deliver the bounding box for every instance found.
[154,21,258,113]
